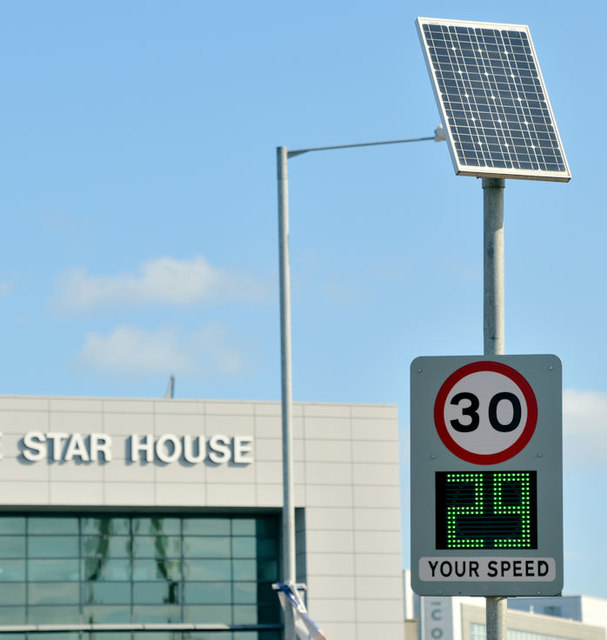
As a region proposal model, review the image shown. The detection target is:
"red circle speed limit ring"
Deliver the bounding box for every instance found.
[433,360,538,465]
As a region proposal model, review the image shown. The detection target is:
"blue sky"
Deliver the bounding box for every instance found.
[0,0,605,599]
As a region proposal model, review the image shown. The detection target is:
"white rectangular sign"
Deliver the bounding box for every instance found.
[419,557,556,582]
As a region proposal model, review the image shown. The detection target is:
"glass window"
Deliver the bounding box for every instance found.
[183,604,232,624]
[29,582,79,605]
[0,512,279,632]
[257,559,278,582]
[28,605,80,623]
[184,558,231,581]
[29,559,79,582]
[234,605,258,624]
[133,558,180,582]
[133,634,182,640]
[0,583,25,605]
[233,559,257,581]
[133,535,181,558]
[183,536,230,558]
[83,558,130,581]
[81,517,129,535]
[82,534,130,558]
[133,581,181,605]
[0,516,25,534]
[28,517,78,535]
[184,518,230,535]
[28,535,79,558]
[233,582,257,604]
[83,581,131,605]
[0,536,25,557]
[232,536,256,558]
[134,517,180,535]
[184,581,231,604]
[0,559,25,581]
[0,606,25,625]
[81,604,131,624]
[232,519,256,536]
[132,604,181,623]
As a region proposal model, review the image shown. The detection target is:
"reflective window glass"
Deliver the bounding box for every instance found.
[0,582,25,605]
[184,558,231,581]
[257,559,278,582]
[28,605,80,623]
[0,606,25,625]
[0,536,25,557]
[233,582,257,604]
[81,517,129,535]
[29,582,79,605]
[81,604,131,624]
[183,536,230,558]
[234,605,258,624]
[29,559,80,582]
[232,559,256,581]
[83,581,130,605]
[133,535,181,558]
[133,581,181,604]
[83,558,130,581]
[232,536,256,558]
[0,517,25,534]
[0,512,279,631]
[184,581,231,604]
[232,519,256,536]
[132,604,181,623]
[28,517,78,535]
[0,559,25,581]
[28,535,79,558]
[183,604,232,624]
[133,517,180,535]
[183,518,230,535]
[133,634,182,640]
[82,535,130,558]
[132,558,180,581]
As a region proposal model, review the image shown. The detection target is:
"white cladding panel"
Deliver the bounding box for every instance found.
[0,396,404,640]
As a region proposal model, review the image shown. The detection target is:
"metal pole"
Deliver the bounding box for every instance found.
[483,178,505,356]
[277,146,296,640]
[482,177,506,640]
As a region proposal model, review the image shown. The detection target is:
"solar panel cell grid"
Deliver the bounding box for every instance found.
[417,18,570,181]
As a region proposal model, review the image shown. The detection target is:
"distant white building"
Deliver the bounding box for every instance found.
[509,596,607,633]
[404,570,607,640]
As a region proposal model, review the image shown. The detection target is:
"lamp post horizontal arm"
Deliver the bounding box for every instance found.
[287,126,444,158]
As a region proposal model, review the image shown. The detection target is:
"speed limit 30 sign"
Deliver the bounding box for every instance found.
[410,355,562,597]
[435,360,538,465]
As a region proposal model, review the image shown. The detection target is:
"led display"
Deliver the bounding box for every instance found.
[435,471,537,549]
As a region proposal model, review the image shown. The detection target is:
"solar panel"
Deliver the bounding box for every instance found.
[417,17,571,182]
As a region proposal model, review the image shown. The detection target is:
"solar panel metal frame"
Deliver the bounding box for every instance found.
[417,17,571,182]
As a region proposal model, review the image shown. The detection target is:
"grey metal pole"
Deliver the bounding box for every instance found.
[483,178,505,356]
[277,146,296,640]
[482,176,506,640]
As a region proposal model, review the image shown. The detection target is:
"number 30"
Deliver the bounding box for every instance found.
[449,392,522,433]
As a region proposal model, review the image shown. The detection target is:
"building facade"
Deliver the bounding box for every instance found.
[0,396,405,640]
[404,571,607,640]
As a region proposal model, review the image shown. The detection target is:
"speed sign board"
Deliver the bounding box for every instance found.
[410,354,562,597]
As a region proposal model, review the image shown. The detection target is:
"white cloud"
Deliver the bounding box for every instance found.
[0,282,12,298]
[563,389,607,467]
[75,324,246,378]
[55,256,267,311]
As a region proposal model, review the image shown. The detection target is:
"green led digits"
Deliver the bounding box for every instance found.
[493,472,532,548]
[435,471,537,550]
[446,472,484,548]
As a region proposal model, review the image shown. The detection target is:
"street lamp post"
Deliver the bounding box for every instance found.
[276,127,444,640]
